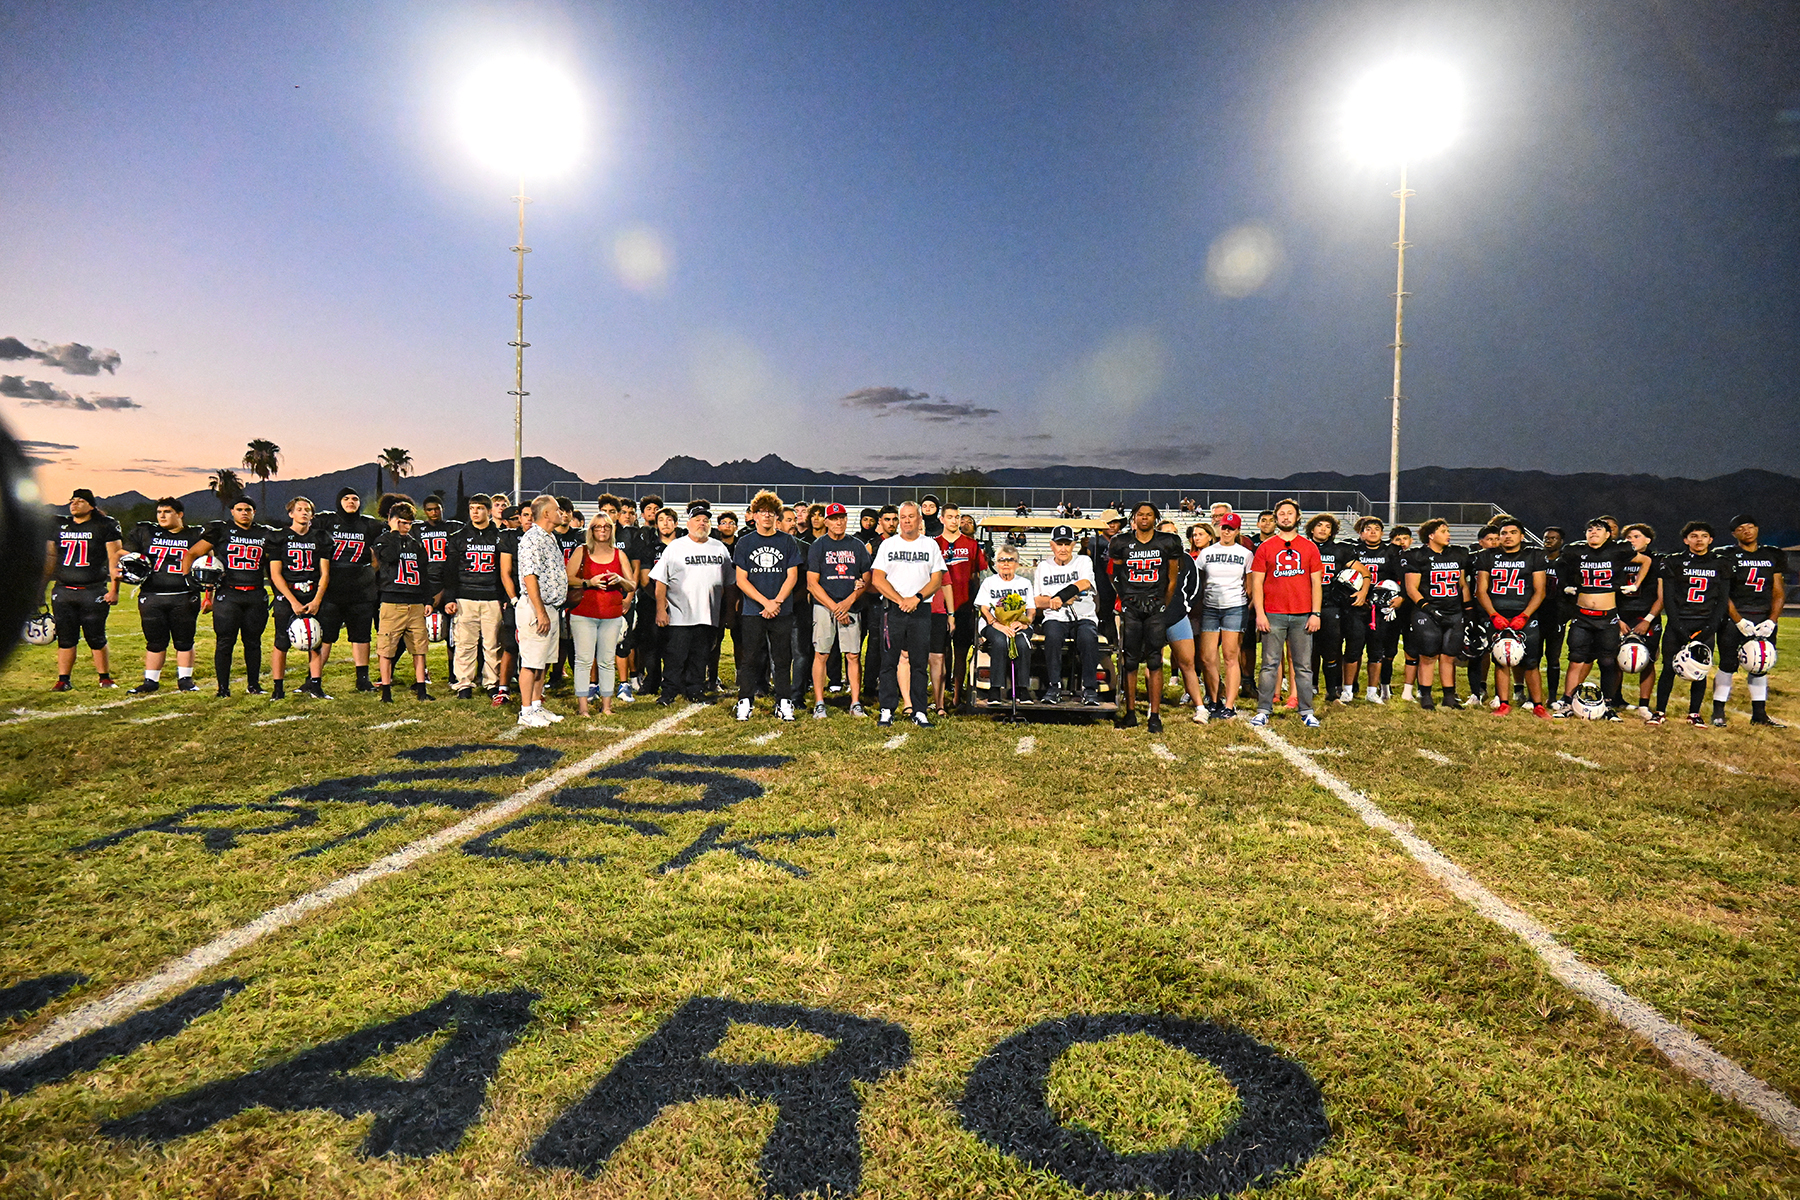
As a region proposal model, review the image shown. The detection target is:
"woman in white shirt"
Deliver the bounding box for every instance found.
[1197,516,1255,720]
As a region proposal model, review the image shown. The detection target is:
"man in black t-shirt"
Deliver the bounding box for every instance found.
[185,498,279,696]
[1648,521,1731,725]
[126,495,205,693]
[269,495,333,700]
[44,488,123,690]
[316,487,386,691]
[372,498,435,703]
[1475,517,1549,716]
[807,503,872,717]
[1109,502,1182,731]
[1715,513,1788,727]
[1403,519,1470,710]
[732,491,804,720]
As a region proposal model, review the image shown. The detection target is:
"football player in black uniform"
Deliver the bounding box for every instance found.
[184,498,279,696]
[44,488,123,690]
[1552,518,1652,720]
[1462,525,1502,706]
[444,494,506,701]
[1403,518,1470,710]
[1109,502,1183,732]
[1648,522,1731,726]
[1388,525,1423,700]
[269,496,332,700]
[1538,526,1574,699]
[316,486,385,692]
[1308,514,1368,705]
[1475,517,1550,717]
[417,494,463,687]
[1716,513,1787,727]
[1617,523,1664,714]
[1352,517,1407,703]
[125,496,205,693]
[372,498,436,702]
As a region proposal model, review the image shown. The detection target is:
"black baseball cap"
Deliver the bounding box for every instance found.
[1729,513,1757,529]
[69,487,96,504]
[687,499,712,516]
[1050,524,1075,543]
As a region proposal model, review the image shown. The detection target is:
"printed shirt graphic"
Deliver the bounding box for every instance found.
[732,531,804,616]
[1667,551,1729,620]
[935,534,989,609]
[1108,531,1183,601]
[1405,546,1470,616]
[1033,555,1096,623]
[274,527,329,590]
[651,536,733,625]
[129,522,205,593]
[871,534,946,598]
[1482,549,1547,616]
[1199,543,1254,609]
[976,574,1035,622]
[1251,533,1324,615]
[374,530,431,604]
[202,521,276,589]
[809,534,873,605]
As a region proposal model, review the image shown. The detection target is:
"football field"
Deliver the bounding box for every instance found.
[1,629,1797,1198]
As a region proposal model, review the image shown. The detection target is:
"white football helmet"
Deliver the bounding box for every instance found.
[189,554,224,587]
[1572,681,1609,720]
[425,611,447,643]
[22,611,56,646]
[1377,579,1401,621]
[1491,630,1526,668]
[287,617,322,652]
[1335,566,1361,588]
[1673,640,1712,682]
[1738,638,1777,676]
[1617,636,1651,674]
[116,552,152,586]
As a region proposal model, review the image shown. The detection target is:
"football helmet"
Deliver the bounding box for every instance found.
[1462,617,1492,657]
[189,554,224,587]
[287,617,322,651]
[1738,637,1777,676]
[1673,640,1712,682]
[116,552,152,586]
[425,611,447,643]
[1334,566,1361,589]
[1617,635,1651,674]
[1491,630,1526,668]
[23,610,55,646]
[1377,579,1401,621]
[1572,681,1608,720]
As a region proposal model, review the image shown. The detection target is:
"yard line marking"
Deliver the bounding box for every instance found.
[1298,746,1347,756]
[1556,751,1601,769]
[748,731,783,746]
[1150,743,1178,763]
[0,703,705,1072]
[128,712,195,725]
[1014,735,1036,756]
[249,714,311,727]
[1416,749,1454,766]
[1254,723,1800,1150]
[495,724,524,741]
[369,718,420,731]
[673,728,705,736]
[1222,744,1272,755]
[0,696,143,727]
[882,732,909,750]
[1712,762,1745,776]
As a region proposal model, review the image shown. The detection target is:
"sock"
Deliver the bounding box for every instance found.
[144,668,162,682]
[271,679,284,698]
[1749,675,1769,702]
[1714,677,1733,703]
[58,673,70,683]
[1419,686,1433,704]
[1691,681,1706,713]
[177,666,193,678]
[1401,684,1414,699]
[1752,700,1768,719]
[1713,699,1726,720]
[357,665,371,684]
[1444,687,1457,700]
[414,682,428,699]
[380,683,392,702]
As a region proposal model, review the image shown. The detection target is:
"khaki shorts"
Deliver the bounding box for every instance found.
[377,603,428,660]
[811,604,862,654]
[516,598,562,670]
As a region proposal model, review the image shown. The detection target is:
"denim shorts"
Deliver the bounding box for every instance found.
[1166,615,1194,643]
[1200,604,1250,633]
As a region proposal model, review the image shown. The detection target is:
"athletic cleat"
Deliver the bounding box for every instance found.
[1751,715,1788,728]
[96,676,117,688]
[177,676,198,692]
[355,677,376,692]
[1146,714,1163,734]
[1192,704,1209,724]
[1601,708,1623,722]
[245,683,265,696]
[1490,694,1504,710]
[1301,712,1321,728]
[1688,713,1707,727]
[1417,690,1436,711]
[1493,702,1511,717]
[735,697,753,722]
[1365,686,1382,704]
[616,683,635,704]
[517,707,551,728]
[1532,704,1549,719]
[777,699,796,722]
[813,702,828,720]
[542,708,564,722]
[50,680,72,692]
[1711,714,1728,727]
[1644,711,1666,726]
[877,709,893,727]
[1549,699,1571,717]
[656,694,678,706]
[456,687,473,700]
[1442,695,1464,710]
[849,703,867,717]
[912,710,934,728]
[1335,687,1351,705]
[1115,710,1138,729]
[1248,712,1269,728]
[128,679,160,695]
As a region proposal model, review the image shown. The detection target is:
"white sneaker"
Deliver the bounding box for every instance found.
[616,683,635,703]
[735,698,752,722]
[1366,686,1383,704]
[1490,694,1503,709]
[777,699,796,722]
[1192,705,1209,724]
[541,707,564,722]
[1335,686,1352,705]
[516,707,551,728]
[1401,685,1414,701]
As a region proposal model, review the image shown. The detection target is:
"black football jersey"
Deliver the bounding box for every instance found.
[318,510,385,581]
[272,526,330,593]
[1481,548,1548,616]
[1355,541,1406,605]
[1109,531,1184,601]
[496,527,522,596]
[1316,539,1362,606]
[1727,545,1787,616]
[447,523,506,601]
[201,521,277,589]
[555,526,583,564]
[374,530,431,604]
[1406,546,1470,615]
[1665,551,1730,622]
[128,521,205,593]
[417,518,463,587]
[1562,543,1643,601]
[54,515,122,586]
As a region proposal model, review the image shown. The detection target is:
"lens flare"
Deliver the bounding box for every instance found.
[1342,58,1462,163]
[1206,223,1283,298]
[455,54,584,177]
[612,227,671,292]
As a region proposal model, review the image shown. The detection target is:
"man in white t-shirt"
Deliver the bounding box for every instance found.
[977,547,1037,705]
[1033,524,1100,705]
[870,501,945,727]
[650,508,733,705]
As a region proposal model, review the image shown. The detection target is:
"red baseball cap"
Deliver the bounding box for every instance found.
[825,502,848,517]
[1220,513,1242,529]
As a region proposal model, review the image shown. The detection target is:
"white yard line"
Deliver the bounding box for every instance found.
[1253,723,1800,1150]
[1416,749,1454,766]
[1222,743,1272,755]
[0,703,706,1071]
[1298,746,1347,756]
[0,696,143,727]
[1150,743,1178,763]
[882,732,909,750]
[128,712,195,725]
[368,718,421,731]
[1556,751,1601,770]
[747,731,783,746]
[249,714,311,727]
[1014,735,1036,756]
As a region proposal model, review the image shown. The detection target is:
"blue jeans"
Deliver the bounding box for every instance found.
[1258,612,1315,715]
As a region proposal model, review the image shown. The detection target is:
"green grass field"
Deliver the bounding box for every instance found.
[1,621,1796,1198]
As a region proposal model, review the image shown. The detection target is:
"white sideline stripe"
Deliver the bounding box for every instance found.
[1416,749,1454,766]
[250,714,311,727]
[882,733,908,750]
[0,696,143,727]
[1150,743,1178,763]
[0,703,706,1071]
[1253,724,1800,1150]
[748,731,782,746]
[369,719,420,731]
[1014,735,1035,756]
[1557,751,1601,769]
[128,712,195,725]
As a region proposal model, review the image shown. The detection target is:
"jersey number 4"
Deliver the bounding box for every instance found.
[1429,568,1461,599]
[1742,566,1766,592]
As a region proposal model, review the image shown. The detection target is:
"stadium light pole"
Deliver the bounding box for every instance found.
[456,55,584,501]
[1342,59,1462,526]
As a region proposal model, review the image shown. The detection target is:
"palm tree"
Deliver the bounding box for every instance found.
[242,439,280,511]
[379,447,414,495]
[208,468,245,514]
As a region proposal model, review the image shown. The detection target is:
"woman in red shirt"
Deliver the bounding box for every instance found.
[565,512,636,716]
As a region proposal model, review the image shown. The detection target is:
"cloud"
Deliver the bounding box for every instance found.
[18,439,79,452]
[854,439,1215,474]
[840,386,998,422]
[0,376,139,410]
[0,337,121,375]
[114,459,209,474]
